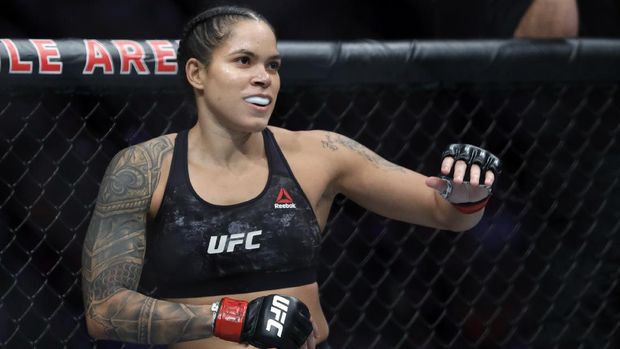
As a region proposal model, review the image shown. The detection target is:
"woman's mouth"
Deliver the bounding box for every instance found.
[244,96,271,107]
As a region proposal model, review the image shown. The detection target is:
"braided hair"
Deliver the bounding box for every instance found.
[177,6,274,81]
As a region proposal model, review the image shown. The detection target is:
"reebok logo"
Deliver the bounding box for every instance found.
[207,230,261,254]
[274,188,296,209]
[265,295,290,337]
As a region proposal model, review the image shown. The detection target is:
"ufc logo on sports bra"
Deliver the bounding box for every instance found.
[266,295,290,337]
[206,230,261,254]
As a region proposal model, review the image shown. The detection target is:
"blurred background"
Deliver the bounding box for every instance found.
[1,0,619,40]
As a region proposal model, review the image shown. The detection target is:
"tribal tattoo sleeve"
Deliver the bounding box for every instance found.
[81,136,213,344]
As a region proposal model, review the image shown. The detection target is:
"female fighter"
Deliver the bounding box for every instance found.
[82,6,500,349]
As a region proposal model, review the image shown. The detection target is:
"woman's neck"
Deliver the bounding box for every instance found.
[187,119,265,168]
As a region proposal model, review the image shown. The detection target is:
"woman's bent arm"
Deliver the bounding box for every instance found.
[82,137,215,344]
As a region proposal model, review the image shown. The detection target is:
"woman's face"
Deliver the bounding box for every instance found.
[197,19,281,133]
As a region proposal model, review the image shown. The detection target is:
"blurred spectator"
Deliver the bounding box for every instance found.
[512,0,579,38]
[436,0,620,38]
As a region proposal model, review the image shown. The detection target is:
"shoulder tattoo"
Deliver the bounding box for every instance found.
[82,136,217,343]
[83,136,173,303]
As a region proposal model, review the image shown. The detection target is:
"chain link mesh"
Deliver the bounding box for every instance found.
[1,82,619,348]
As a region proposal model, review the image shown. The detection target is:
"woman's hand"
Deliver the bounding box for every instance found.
[426,144,502,205]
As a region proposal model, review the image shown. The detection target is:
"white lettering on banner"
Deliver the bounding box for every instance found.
[207,230,262,254]
[266,295,290,337]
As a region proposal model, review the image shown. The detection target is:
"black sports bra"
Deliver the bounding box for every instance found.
[138,128,321,298]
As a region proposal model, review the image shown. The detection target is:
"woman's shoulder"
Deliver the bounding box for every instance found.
[267,127,350,179]
[109,133,177,171]
[266,127,353,172]
[134,133,177,150]
[267,126,333,151]
[268,127,357,158]
[126,133,176,153]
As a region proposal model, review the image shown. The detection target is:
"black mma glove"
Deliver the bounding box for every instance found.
[212,294,313,349]
[439,144,502,213]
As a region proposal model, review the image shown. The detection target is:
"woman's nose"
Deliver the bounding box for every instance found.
[251,69,271,88]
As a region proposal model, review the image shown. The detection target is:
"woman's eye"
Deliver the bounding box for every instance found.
[269,61,281,70]
[238,56,250,65]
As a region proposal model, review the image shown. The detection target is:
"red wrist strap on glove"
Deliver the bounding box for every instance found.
[213,297,248,342]
[452,196,490,214]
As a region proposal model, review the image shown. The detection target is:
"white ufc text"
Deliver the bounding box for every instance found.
[206,230,262,254]
[266,295,290,337]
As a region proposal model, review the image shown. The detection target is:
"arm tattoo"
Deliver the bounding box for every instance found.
[82,136,214,344]
[321,132,405,172]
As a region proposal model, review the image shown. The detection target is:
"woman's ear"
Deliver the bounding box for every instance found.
[185,58,206,90]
